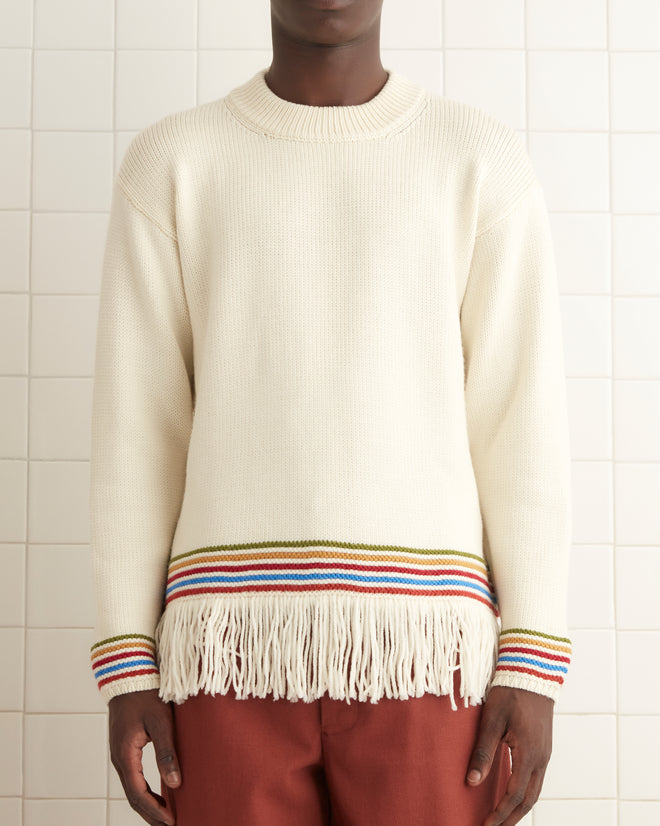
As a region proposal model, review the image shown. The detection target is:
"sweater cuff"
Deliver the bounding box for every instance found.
[90,633,160,705]
[488,628,572,702]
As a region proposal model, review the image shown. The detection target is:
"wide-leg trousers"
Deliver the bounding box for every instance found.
[160,668,512,826]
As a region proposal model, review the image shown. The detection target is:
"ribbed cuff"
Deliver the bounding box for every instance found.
[90,633,160,705]
[488,628,572,702]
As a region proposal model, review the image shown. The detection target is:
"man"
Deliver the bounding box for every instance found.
[89,2,572,824]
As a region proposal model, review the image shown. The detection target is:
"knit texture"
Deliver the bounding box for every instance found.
[89,66,572,708]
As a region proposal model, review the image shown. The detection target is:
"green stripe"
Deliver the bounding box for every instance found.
[169,539,489,566]
[90,632,156,653]
[501,628,572,644]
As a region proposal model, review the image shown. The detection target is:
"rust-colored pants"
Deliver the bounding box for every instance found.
[160,670,511,826]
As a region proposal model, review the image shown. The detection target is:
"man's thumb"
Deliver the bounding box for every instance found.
[466,706,506,785]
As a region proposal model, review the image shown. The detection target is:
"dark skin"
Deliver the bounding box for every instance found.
[110,2,554,824]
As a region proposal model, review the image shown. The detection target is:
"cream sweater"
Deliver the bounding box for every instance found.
[89,65,573,708]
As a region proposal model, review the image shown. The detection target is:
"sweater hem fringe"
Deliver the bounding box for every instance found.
[153,591,500,710]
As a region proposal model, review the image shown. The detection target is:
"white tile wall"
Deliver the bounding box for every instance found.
[2,1,658,823]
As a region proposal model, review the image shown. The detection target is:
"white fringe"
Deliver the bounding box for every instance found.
[153,592,500,710]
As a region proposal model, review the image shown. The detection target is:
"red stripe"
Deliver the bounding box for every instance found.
[495,664,564,684]
[165,581,497,610]
[499,645,570,664]
[98,667,159,689]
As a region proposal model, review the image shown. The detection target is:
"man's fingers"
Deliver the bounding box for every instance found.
[145,709,182,789]
[483,756,533,826]
[119,741,176,826]
[497,768,543,826]
[467,706,507,784]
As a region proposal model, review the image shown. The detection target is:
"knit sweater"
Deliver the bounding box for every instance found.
[89,65,573,710]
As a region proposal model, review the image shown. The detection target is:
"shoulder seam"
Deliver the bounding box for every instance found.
[474,180,538,240]
[116,177,177,243]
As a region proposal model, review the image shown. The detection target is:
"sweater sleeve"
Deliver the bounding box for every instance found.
[460,178,572,703]
[89,178,194,705]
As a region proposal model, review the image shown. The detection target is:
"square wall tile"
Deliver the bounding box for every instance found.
[27,545,95,628]
[0,713,23,796]
[542,714,617,798]
[562,296,611,378]
[32,211,109,294]
[550,213,610,295]
[528,132,610,212]
[26,629,104,712]
[0,294,29,375]
[528,51,609,131]
[0,0,33,46]
[379,0,443,50]
[117,0,197,49]
[615,381,660,462]
[567,379,611,462]
[28,460,90,544]
[0,545,25,626]
[613,216,660,296]
[619,716,660,800]
[24,799,107,826]
[24,713,107,798]
[534,799,616,826]
[0,460,27,543]
[611,53,660,131]
[571,460,613,545]
[567,546,614,629]
[444,50,525,130]
[614,298,660,379]
[0,798,21,826]
[612,134,660,213]
[32,131,113,212]
[0,210,30,291]
[0,49,31,128]
[30,295,99,377]
[444,0,524,48]
[0,628,25,710]
[610,0,660,50]
[115,50,196,132]
[198,0,273,50]
[0,377,28,458]
[617,631,660,714]
[29,378,93,461]
[527,0,607,49]
[620,801,660,825]
[555,629,616,714]
[616,547,660,630]
[33,50,113,131]
[615,463,660,546]
[0,130,30,210]
[34,0,114,49]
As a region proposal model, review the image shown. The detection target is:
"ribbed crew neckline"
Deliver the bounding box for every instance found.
[224,66,429,141]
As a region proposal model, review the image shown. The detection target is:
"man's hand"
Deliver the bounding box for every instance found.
[109,688,181,826]
[466,685,554,826]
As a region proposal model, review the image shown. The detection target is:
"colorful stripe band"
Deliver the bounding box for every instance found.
[90,633,158,691]
[164,540,499,614]
[495,628,572,685]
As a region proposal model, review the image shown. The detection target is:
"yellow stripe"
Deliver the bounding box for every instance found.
[499,635,571,654]
[91,639,155,660]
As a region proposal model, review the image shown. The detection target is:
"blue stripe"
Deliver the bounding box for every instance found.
[166,572,494,599]
[497,655,568,674]
[94,658,156,677]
